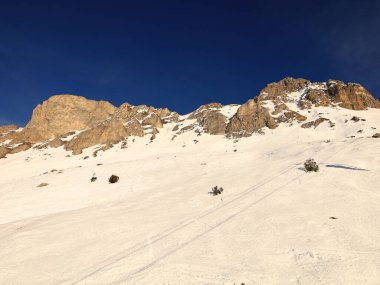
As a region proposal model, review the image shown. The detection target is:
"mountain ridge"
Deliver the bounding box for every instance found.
[1,77,379,158]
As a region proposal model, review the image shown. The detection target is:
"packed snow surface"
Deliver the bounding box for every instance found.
[0,106,380,284]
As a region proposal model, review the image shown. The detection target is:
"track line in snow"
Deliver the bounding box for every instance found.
[66,138,363,284]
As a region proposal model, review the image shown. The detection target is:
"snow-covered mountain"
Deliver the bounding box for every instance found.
[0,78,380,284]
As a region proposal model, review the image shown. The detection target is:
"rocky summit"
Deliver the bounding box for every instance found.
[0,77,379,159]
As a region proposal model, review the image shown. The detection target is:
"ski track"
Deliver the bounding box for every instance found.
[1,102,380,285]
[68,138,363,284]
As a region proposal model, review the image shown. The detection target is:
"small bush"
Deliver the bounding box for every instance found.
[109,175,119,184]
[351,116,360,122]
[304,159,319,172]
[211,186,224,196]
[91,176,97,182]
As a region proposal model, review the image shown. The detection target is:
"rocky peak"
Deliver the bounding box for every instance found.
[18,95,117,143]
[326,80,380,110]
[1,77,379,159]
[258,78,380,111]
[258,77,310,101]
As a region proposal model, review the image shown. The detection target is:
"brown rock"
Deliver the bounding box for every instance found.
[65,120,130,155]
[272,103,306,123]
[49,138,65,148]
[188,103,223,119]
[327,80,380,110]
[142,113,163,128]
[0,146,11,159]
[258,78,310,101]
[226,99,277,137]
[19,95,117,143]
[0,125,18,134]
[10,143,32,154]
[185,103,227,135]
[305,89,331,107]
[372,133,380,138]
[301,118,330,128]
[124,119,145,137]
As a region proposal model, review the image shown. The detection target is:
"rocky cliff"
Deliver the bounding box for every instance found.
[0,78,379,158]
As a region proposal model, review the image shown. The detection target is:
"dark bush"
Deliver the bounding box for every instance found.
[351,116,360,122]
[109,175,119,183]
[91,176,97,182]
[211,186,224,196]
[304,159,319,172]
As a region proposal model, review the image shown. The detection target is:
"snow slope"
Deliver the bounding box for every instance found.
[0,106,380,285]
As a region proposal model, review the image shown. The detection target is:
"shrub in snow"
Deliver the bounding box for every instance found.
[109,175,119,184]
[211,186,224,196]
[304,159,319,172]
[91,174,97,182]
[351,116,360,122]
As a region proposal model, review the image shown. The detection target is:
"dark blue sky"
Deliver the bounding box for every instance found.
[1,0,379,126]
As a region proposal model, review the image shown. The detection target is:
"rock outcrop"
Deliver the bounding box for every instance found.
[14,95,117,143]
[258,78,310,101]
[0,125,18,135]
[1,77,379,158]
[65,120,131,155]
[258,78,380,111]
[226,99,277,137]
[187,103,227,135]
[326,80,380,110]
[301,118,332,129]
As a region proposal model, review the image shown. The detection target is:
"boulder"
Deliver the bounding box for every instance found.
[109,175,119,184]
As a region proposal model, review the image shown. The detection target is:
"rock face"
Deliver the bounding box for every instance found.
[17,95,117,143]
[0,143,32,159]
[49,138,65,148]
[258,78,310,101]
[326,80,380,110]
[0,146,10,159]
[65,120,130,155]
[226,99,277,137]
[271,103,307,123]
[304,89,331,107]
[188,103,227,135]
[1,77,379,158]
[258,78,380,111]
[0,125,18,135]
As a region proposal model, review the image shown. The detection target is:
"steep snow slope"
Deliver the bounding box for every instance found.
[0,106,379,285]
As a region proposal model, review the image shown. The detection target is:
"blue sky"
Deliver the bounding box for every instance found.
[0,0,379,126]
